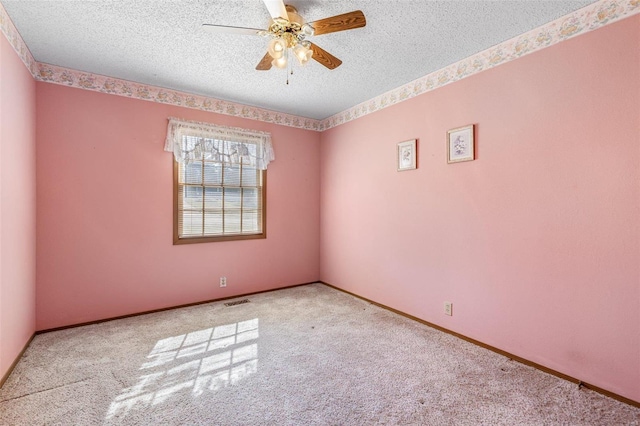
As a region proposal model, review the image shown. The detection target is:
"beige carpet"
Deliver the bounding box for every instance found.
[1,283,638,425]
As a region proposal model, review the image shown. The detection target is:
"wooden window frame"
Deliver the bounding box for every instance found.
[173,158,267,245]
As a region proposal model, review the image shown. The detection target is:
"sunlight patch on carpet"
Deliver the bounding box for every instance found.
[106,318,259,420]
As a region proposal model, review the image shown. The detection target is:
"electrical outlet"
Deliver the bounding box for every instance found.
[444,302,453,316]
[220,277,227,288]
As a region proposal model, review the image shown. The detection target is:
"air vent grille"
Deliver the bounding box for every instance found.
[224,299,250,307]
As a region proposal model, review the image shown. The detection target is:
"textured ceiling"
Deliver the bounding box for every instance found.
[2,0,597,120]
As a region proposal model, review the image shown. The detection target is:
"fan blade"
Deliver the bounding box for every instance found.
[309,43,342,70]
[256,52,273,71]
[308,10,366,36]
[202,24,262,35]
[263,0,288,20]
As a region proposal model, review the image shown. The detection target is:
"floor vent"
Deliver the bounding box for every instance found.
[224,299,250,307]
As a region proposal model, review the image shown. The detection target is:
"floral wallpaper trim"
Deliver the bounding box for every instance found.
[318,0,640,131]
[35,63,322,131]
[0,2,37,77]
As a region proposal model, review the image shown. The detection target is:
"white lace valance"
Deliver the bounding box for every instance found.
[164,117,275,170]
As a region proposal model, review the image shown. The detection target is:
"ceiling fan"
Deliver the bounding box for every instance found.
[202,0,366,71]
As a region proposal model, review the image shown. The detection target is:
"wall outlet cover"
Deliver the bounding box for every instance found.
[444,302,453,316]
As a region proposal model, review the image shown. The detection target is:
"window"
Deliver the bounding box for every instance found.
[174,144,266,243]
[165,118,274,244]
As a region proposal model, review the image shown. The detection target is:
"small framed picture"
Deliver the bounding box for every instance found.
[447,125,475,163]
[397,139,417,171]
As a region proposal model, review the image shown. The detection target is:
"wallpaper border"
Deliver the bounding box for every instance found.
[1,0,638,132]
[319,0,639,130]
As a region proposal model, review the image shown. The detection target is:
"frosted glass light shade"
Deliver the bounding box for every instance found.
[268,38,287,59]
[301,23,315,36]
[293,44,312,65]
[272,56,288,69]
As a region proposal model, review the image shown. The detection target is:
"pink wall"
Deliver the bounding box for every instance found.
[0,35,37,379]
[36,84,320,330]
[320,16,640,402]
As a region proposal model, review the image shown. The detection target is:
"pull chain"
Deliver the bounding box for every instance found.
[286,49,290,85]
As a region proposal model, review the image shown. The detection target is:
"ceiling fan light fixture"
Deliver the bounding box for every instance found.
[301,23,315,37]
[268,38,287,59]
[272,55,288,69]
[203,1,366,73]
[293,43,312,65]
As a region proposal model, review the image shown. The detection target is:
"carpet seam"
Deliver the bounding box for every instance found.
[0,377,91,403]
